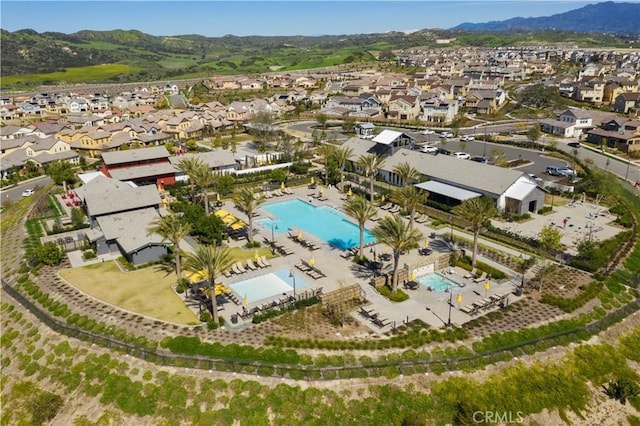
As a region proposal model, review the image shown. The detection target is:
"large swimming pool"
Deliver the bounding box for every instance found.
[257,198,376,250]
[229,268,310,304]
[415,273,458,292]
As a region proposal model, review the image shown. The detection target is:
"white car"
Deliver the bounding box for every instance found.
[440,132,454,138]
[420,145,438,153]
[453,152,470,159]
[421,129,435,135]
[21,189,35,197]
[460,135,475,142]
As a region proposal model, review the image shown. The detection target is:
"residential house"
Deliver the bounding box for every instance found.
[100,146,177,186]
[387,95,420,121]
[585,118,640,153]
[613,92,640,115]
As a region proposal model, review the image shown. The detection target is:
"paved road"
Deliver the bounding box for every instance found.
[0,176,53,207]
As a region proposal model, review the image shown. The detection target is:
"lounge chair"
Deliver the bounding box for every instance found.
[231,263,244,274]
[235,261,247,273]
[473,271,487,283]
[463,268,477,279]
[223,269,233,278]
[259,255,271,268]
[246,259,258,271]
[388,204,400,213]
[379,202,392,210]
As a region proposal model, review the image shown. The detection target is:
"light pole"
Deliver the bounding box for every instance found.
[449,213,454,243]
[446,284,453,327]
[289,269,296,298]
[271,222,278,254]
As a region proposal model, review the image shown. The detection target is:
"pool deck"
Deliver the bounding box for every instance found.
[219,184,524,331]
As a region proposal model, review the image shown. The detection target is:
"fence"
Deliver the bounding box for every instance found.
[2,277,638,380]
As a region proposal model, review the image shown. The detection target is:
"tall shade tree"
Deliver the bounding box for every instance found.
[183,244,233,324]
[147,213,192,285]
[233,187,265,243]
[392,162,420,187]
[371,214,423,294]
[393,185,428,229]
[357,153,386,202]
[342,195,378,257]
[333,146,354,192]
[316,144,335,184]
[452,196,498,268]
[191,164,217,215]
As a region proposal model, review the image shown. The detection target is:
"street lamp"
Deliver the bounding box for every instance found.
[271,222,278,254]
[289,269,296,298]
[446,284,453,327]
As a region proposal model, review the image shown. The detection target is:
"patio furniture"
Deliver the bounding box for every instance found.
[388,204,400,213]
[463,268,477,279]
[246,259,258,271]
[372,316,390,328]
[473,271,488,283]
[235,262,247,273]
[231,263,243,275]
[258,255,271,268]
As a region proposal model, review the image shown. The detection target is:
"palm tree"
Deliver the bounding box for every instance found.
[316,144,335,184]
[452,196,498,268]
[392,162,420,187]
[183,245,233,324]
[342,195,378,257]
[357,153,386,202]
[191,164,217,215]
[333,146,354,192]
[147,213,192,285]
[371,214,423,294]
[177,157,203,201]
[392,185,428,229]
[233,187,265,243]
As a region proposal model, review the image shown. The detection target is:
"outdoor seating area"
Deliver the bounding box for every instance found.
[358,306,390,328]
[238,287,321,321]
[295,258,326,280]
[459,292,509,316]
[288,232,320,251]
[215,209,247,239]
[262,237,294,256]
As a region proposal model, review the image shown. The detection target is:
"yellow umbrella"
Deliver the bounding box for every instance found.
[310,176,315,185]
[214,283,231,295]
[243,296,249,306]
[456,293,462,306]
[309,256,315,266]
[409,272,415,281]
[188,270,208,284]
[223,215,238,224]
[381,194,385,202]
[424,240,429,248]
[484,281,490,296]
[215,209,230,218]
[347,188,352,197]
[230,221,246,230]
[297,231,303,240]
[281,182,285,190]
[319,188,323,195]
[254,251,259,260]
[216,193,221,202]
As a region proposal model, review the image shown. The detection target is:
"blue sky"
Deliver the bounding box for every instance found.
[0,1,619,37]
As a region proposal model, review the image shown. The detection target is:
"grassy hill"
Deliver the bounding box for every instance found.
[0,28,633,90]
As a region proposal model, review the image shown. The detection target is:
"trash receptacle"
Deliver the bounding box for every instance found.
[514,287,523,297]
[231,314,238,324]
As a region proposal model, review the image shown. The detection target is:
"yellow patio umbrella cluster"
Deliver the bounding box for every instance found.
[222,215,238,225]
[215,209,231,218]
[187,270,208,284]
[230,220,246,230]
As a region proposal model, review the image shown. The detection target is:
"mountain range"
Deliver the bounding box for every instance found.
[452,1,640,35]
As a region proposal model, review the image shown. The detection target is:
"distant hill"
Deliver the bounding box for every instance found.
[452,2,640,35]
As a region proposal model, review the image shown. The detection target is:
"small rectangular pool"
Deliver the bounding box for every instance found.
[229,268,310,304]
[415,273,458,292]
[257,198,376,250]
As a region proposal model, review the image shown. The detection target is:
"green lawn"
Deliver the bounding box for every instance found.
[2,63,142,87]
[59,261,199,325]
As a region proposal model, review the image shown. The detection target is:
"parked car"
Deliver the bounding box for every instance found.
[546,166,576,177]
[528,174,543,183]
[460,135,475,142]
[453,152,470,159]
[21,189,35,197]
[568,142,581,148]
[470,156,489,164]
[420,145,439,153]
[421,129,435,135]
[437,147,451,155]
[439,131,454,138]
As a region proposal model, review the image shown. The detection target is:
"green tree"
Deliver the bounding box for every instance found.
[392,162,420,186]
[371,214,423,293]
[177,157,203,201]
[183,244,233,324]
[393,185,428,229]
[490,148,508,167]
[527,123,542,145]
[538,224,562,251]
[342,116,357,134]
[216,175,235,195]
[316,144,335,184]
[233,187,265,243]
[343,195,378,257]
[46,161,75,187]
[191,164,217,215]
[148,213,192,284]
[357,153,386,202]
[333,146,354,192]
[452,197,498,268]
[70,207,85,229]
[36,242,64,266]
[316,112,328,129]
